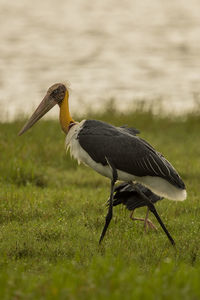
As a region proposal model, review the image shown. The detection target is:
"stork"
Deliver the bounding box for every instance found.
[19,83,187,246]
[113,182,163,230]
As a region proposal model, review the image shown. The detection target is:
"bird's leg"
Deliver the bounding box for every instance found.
[143,208,157,231]
[99,178,116,244]
[130,211,147,223]
[133,185,175,246]
[129,209,158,231]
[99,159,118,244]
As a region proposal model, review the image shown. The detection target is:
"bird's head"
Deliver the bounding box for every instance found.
[18,83,70,135]
[47,83,67,104]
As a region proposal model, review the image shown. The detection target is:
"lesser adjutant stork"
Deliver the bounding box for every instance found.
[19,83,187,246]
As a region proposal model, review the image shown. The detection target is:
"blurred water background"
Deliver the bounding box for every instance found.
[0,0,200,121]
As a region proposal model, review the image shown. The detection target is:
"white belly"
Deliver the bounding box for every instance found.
[66,121,186,201]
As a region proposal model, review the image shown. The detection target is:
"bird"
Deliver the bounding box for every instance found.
[113,182,163,231]
[18,83,187,246]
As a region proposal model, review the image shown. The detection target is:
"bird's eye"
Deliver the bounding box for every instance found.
[50,86,65,103]
[51,89,59,97]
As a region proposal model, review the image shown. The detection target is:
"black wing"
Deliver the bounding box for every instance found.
[78,120,185,189]
[113,182,163,211]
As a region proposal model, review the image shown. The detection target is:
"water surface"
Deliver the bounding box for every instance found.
[0,0,200,121]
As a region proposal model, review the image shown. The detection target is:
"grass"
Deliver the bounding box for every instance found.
[0,109,200,299]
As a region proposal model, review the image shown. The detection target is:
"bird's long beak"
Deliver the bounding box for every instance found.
[18,94,57,136]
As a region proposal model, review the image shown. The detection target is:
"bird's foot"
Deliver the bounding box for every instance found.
[144,218,158,231]
[130,214,157,232]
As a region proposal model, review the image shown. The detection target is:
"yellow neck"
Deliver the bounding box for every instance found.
[59,91,75,133]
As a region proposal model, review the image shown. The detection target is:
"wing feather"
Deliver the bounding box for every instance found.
[78,120,185,189]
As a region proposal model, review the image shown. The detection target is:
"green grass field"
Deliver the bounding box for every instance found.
[0,109,200,299]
